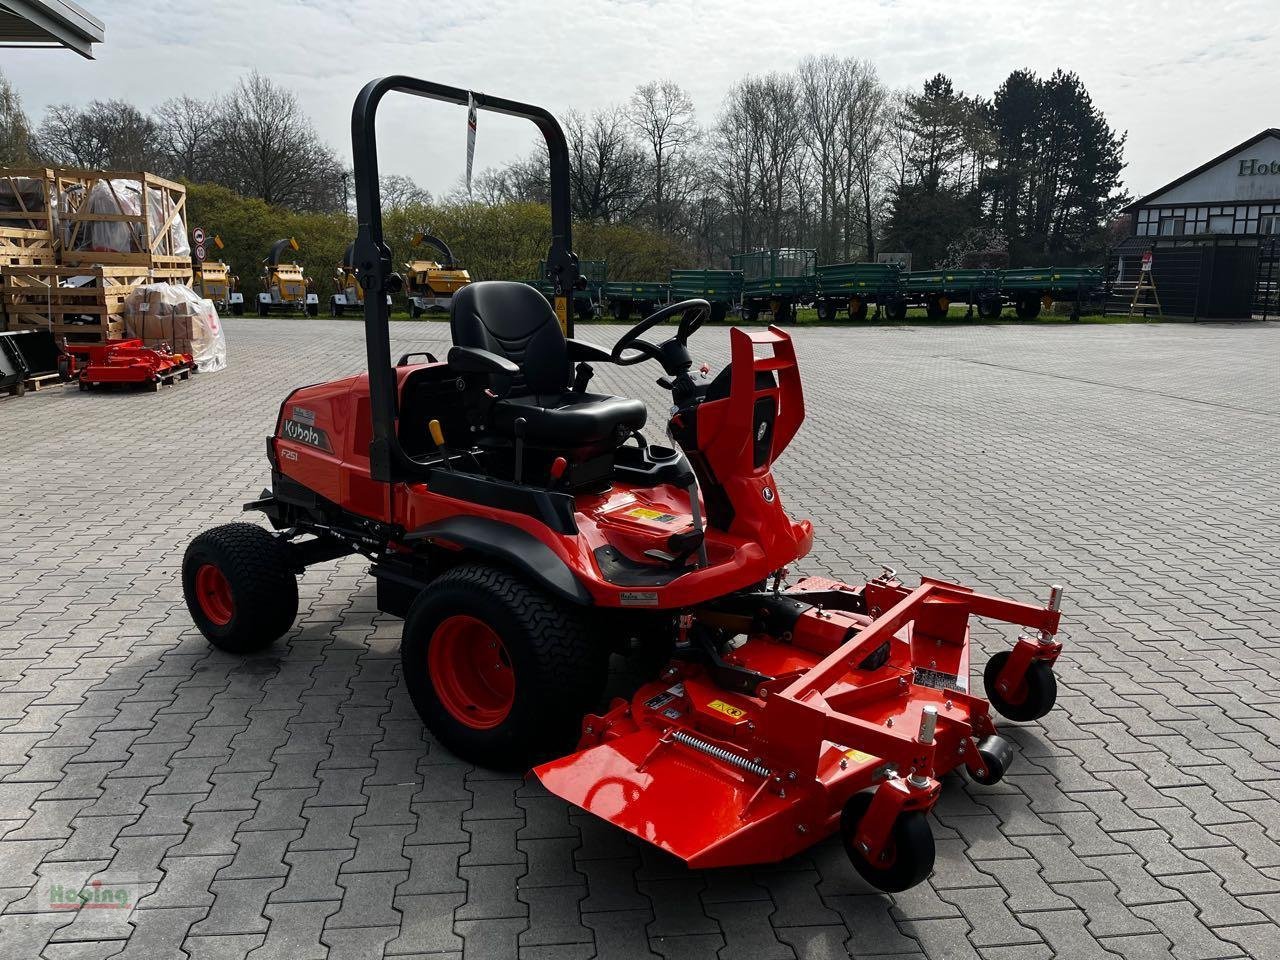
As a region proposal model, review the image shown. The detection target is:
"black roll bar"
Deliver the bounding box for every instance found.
[350,76,580,483]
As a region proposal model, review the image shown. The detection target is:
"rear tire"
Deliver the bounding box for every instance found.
[926,296,949,320]
[816,300,836,322]
[401,564,608,770]
[257,301,268,317]
[1015,297,1041,320]
[848,297,869,322]
[884,297,907,322]
[183,523,299,654]
[978,296,1002,320]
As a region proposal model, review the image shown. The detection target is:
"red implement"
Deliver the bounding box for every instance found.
[536,574,1062,880]
[67,339,197,390]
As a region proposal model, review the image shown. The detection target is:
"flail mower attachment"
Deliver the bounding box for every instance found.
[64,339,197,392]
[536,573,1064,891]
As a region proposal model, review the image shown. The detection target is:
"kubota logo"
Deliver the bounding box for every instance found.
[282,418,332,452]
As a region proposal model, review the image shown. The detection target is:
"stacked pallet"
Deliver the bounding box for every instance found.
[0,168,193,342]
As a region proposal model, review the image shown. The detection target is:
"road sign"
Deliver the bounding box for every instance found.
[194,243,207,262]
[193,227,206,245]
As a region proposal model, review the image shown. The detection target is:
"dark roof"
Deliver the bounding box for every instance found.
[1124,128,1280,211]
[0,1,103,59]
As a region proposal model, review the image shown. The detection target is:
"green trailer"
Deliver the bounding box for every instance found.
[997,267,1105,320]
[602,281,669,321]
[815,262,904,321]
[903,269,1000,320]
[531,258,607,320]
[732,248,816,323]
[668,268,743,323]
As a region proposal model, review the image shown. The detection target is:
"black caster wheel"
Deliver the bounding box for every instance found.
[966,734,1014,785]
[840,792,935,893]
[984,652,1057,722]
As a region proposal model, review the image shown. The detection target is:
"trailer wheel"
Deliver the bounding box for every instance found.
[401,564,607,770]
[742,301,759,323]
[306,302,319,317]
[977,296,1002,320]
[183,523,299,654]
[576,299,597,322]
[1014,297,1041,320]
[840,792,935,893]
[884,297,907,322]
[848,296,869,322]
[232,302,245,317]
[257,300,268,317]
[771,299,794,324]
[983,651,1057,722]
[926,296,950,320]
[814,300,834,322]
[410,303,423,319]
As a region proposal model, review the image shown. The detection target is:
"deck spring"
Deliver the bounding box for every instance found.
[669,729,770,778]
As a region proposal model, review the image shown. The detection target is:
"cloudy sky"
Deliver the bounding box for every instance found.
[4,0,1274,200]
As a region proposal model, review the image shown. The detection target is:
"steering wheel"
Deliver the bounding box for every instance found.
[610,299,710,366]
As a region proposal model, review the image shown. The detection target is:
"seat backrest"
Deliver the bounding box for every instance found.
[450,281,568,396]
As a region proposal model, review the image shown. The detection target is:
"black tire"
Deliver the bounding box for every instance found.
[966,734,1014,785]
[183,522,299,654]
[576,299,596,322]
[1015,297,1041,320]
[231,302,245,317]
[257,300,268,317]
[926,296,949,320]
[841,792,935,893]
[329,302,339,317]
[710,302,728,324]
[401,564,608,770]
[742,301,760,323]
[306,302,319,317]
[983,651,1057,722]
[771,300,794,324]
[848,297,869,322]
[977,296,1002,320]
[410,303,423,319]
[884,297,907,322]
[816,300,836,323]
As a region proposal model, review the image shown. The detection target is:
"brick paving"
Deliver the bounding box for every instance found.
[1,316,1278,959]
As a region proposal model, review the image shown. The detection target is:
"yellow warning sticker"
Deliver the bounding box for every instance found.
[626,507,678,523]
[843,748,876,765]
[707,699,746,720]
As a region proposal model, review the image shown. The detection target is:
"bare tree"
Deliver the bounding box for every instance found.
[797,56,852,260]
[379,174,432,210]
[566,106,648,223]
[837,62,891,259]
[628,81,698,231]
[155,95,217,182]
[0,68,34,165]
[713,83,758,254]
[213,72,345,211]
[743,73,803,248]
[37,99,159,170]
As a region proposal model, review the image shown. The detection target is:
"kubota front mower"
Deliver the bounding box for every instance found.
[181,76,1066,892]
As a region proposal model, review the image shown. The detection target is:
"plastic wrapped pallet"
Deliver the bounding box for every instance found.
[123,284,226,372]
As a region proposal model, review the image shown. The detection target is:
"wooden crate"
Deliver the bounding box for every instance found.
[56,169,190,268]
[1,263,149,342]
[0,167,59,267]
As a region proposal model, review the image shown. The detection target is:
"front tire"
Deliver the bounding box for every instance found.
[983,651,1057,722]
[183,523,299,653]
[1015,297,1041,320]
[401,564,607,770]
[841,792,936,893]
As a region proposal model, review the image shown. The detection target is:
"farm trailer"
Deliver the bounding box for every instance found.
[815,262,905,321]
[601,281,669,321]
[996,267,1105,320]
[903,269,1000,320]
[667,268,742,323]
[733,248,816,324]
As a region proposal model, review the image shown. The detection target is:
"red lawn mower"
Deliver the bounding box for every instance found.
[182,76,1065,892]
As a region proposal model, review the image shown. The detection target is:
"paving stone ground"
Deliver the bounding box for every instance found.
[2,316,1278,960]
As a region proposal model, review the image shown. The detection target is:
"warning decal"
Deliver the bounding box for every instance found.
[706,699,746,720]
[626,507,679,523]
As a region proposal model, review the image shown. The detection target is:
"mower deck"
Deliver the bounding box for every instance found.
[537,574,1062,871]
[69,339,197,391]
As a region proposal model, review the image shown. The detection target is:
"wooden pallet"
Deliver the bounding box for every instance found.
[56,169,189,268]
[3,371,65,399]
[1,263,148,342]
[1,167,60,266]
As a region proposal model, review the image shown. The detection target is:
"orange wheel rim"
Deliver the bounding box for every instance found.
[195,564,234,626]
[428,615,515,729]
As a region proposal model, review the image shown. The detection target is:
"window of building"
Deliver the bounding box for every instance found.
[1262,214,1280,235]
[1159,217,1185,236]
[1209,214,1234,233]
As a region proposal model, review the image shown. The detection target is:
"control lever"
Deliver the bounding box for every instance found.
[513,417,527,484]
[573,362,594,393]
[428,420,454,472]
[549,456,568,486]
[685,480,710,568]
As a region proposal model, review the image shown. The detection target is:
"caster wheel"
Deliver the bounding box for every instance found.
[984,652,1057,722]
[966,734,1014,785]
[840,792,935,893]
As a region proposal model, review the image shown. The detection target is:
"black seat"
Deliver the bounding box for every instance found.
[450,281,646,447]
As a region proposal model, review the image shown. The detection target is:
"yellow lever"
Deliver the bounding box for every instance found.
[428,419,445,448]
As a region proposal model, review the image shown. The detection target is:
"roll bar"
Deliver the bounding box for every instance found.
[351,75,580,483]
